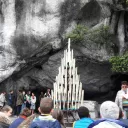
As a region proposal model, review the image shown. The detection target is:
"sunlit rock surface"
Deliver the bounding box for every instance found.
[0,0,126,102]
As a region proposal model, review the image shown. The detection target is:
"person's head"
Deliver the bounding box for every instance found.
[51,109,64,125]
[17,114,39,128]
[77,106,90,119]
[39,97,53,114]
[32,93,35,96]
[2,91,6,95]
[121,81,128,91]
[18,90,22,93]
[9,90,13,94]
[100,101,119,119]
[27,91,31,95]
[47,89,50,93]
[1,105,12,117]
[22,91,25,95]
[41,92,43,95]
[20,108,31,117]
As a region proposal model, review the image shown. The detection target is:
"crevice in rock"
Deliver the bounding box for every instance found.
[15,0,24,23]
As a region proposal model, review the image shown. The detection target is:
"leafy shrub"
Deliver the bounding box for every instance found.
[67,24,114,51]
[109,53,128,73]
[66,24,88,43]
[87,25,113,47]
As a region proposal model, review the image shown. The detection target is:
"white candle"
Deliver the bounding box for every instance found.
[71,49,73,60]
[81,90,84,106]
[68,38,71,52]
[66,50,68,69]
[64,50,66,67]
[67,91,69,110]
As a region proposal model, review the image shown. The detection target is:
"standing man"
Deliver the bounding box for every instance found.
[7,90,15,115]
[0,91,6,109]
[16,90,23,116]
[115,81,128,119]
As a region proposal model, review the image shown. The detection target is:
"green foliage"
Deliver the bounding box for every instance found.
[87,25,113,47]
[126,0,128,5]
[66,25,88,43]
[109,53,128,73]
[67,24,114,51]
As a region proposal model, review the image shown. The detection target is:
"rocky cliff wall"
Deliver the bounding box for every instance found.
[0,0,127,102]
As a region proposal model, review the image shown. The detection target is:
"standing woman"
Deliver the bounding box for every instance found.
[26,91,31,109]
[30,93,36,114]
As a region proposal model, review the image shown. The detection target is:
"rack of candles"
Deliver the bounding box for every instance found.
[51,38,84,110]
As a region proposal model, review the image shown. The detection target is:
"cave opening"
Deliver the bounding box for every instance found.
[111,73,128,98]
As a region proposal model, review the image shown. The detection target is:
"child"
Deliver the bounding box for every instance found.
[29,97,61,128]
[51,109,66,128]
[73,106,94,128]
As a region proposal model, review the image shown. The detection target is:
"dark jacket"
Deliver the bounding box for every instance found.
[29,114,61,128]
[16,92,23,106]
[9,116,26,128]
[8,93,15,106]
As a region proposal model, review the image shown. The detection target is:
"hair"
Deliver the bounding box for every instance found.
[51,109,65,126]
[100,101,119,119]
[78,106,89,118]
[121,81,128,85]
[1,105,12,112]
[20,108,31,117]
[17,114,39,128]
[40,97,53,114]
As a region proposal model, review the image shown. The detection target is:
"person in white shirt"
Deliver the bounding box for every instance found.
[0,92,6,109]
[115,81,128,119]
[30,92,36,114]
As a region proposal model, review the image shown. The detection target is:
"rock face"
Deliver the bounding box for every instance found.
[0,0,127,102]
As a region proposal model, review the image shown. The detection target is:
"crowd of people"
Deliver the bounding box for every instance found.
[0,98,128,128]
[0,81,128,128]
[0,88,51,116]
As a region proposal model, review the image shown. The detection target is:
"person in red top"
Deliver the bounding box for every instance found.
[9,108,31,128]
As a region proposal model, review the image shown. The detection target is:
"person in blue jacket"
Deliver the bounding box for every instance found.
[73,106,94,128]
[29,97,61,128]
[9,108,31,128]
[88,101,128,128]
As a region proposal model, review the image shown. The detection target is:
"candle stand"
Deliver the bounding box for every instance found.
[51,38,84,122]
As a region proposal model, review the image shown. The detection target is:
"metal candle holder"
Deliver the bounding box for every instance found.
[51,38,84,110]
